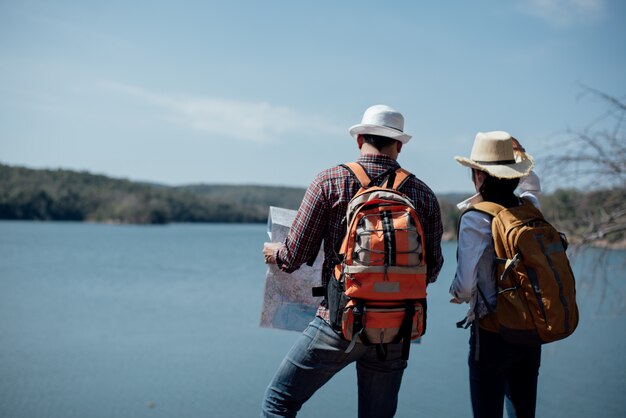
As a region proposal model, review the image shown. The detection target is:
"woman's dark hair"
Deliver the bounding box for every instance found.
[362,134,398,151]
[473,169,520,208]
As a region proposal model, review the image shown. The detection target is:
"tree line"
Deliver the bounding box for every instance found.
[1,162,623,246]
[0,164,305,224]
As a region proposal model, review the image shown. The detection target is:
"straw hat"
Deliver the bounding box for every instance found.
[349,105,412,144]
[454,131,534,179]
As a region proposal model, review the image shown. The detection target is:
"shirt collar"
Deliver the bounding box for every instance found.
[356,154,400,169]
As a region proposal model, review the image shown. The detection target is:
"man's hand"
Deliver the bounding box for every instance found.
[263,242,282,264]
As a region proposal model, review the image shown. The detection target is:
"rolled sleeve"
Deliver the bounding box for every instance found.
[518,170,542,210]
[276,175,328,273]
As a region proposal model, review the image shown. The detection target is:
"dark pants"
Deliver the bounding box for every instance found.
[469,325,541,418]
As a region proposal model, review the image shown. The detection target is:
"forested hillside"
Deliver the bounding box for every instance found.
[1,163,624,245]
[0,164,305,224]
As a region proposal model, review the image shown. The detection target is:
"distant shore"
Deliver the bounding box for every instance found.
[2,163,624,249]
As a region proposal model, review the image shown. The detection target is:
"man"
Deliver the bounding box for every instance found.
[262,104,444,418]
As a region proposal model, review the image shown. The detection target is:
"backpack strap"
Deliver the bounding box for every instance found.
[345,301,366,354]
[456,200,506,239]
[341,162,371,188]
[454,200,509,332]
[399,301,415,360]
[342,162,414,191]
[389,168,413,190]
[470,201,506,217]
[464,201,521,281]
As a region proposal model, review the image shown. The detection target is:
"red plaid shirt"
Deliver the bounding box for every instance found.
[276,154,444,321]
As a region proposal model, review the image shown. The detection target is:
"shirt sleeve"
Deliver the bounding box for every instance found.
[424,197,444,284]
[449,211,491,302]
[276,174,328,273]
[518,170,541,209]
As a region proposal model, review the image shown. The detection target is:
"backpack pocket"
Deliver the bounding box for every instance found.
[327,277,349,331]
[341,300,425,344]
[353,209,422,267]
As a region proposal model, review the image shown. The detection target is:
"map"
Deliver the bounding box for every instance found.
[259,206,324,332]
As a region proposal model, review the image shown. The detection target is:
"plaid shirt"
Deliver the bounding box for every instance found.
[276,154,444,320]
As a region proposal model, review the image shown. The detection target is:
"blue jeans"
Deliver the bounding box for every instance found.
[469,325,542,418]
[261,316,408,418]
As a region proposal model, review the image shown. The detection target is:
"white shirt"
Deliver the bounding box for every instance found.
[449,171,541,323]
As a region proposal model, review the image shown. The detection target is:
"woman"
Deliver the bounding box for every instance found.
[450,131,542,418]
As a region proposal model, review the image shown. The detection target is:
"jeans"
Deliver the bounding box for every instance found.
[469,325,542,418]
[261,316,408,418]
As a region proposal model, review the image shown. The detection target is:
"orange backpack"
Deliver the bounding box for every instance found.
[469,199,579,345]
[326,162,428,360]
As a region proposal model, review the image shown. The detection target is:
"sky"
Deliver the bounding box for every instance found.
[1,0,625,193]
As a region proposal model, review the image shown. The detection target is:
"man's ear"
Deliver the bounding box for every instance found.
[396,142,403,153]
[357,135,364,149]
[473,169,487,185]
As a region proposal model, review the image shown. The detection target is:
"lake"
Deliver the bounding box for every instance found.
[0,221,625,417]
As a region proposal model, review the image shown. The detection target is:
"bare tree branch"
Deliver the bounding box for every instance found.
[542,88,626,191]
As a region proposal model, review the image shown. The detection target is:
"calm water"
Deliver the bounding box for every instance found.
[0,221,625,418]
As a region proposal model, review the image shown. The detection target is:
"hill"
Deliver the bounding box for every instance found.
[0,164,305,224]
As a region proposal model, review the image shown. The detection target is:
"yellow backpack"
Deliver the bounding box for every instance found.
[469,198,579,345]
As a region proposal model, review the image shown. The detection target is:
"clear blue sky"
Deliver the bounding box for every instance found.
[1,0,625,193]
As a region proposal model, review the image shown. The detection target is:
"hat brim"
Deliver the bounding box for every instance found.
[349,124,412,144]
[454,156,535,179]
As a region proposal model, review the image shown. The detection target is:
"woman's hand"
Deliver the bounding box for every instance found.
[511,137,525,152]
[511,137,529,162]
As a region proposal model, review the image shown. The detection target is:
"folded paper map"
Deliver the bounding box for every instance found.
[260,206,323,331]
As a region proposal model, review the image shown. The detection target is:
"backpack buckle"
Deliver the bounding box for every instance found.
[500,253,521,281]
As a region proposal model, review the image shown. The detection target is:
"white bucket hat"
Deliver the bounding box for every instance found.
[349,105,412,144]
[454,131,534,179]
